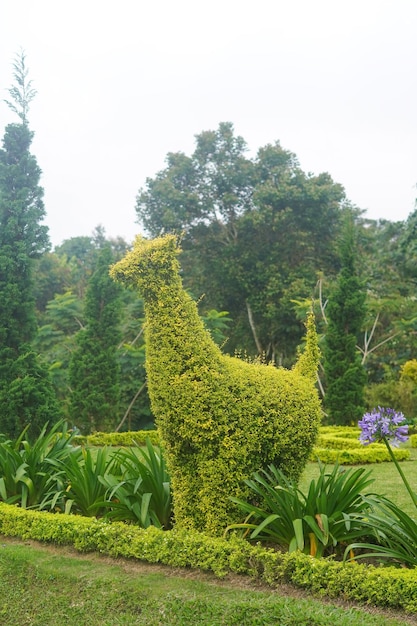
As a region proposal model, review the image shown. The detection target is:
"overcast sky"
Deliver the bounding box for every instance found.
[0,0,416,247]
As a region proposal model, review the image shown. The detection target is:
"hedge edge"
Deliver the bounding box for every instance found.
[0,503,416,614]
[75,430,410,465]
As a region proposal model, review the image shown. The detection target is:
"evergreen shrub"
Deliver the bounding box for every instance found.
[312,447,409,464]
[110,235,322,535]
[73,430,160,447]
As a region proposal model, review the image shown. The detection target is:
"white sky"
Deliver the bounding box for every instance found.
[0,0,416,247]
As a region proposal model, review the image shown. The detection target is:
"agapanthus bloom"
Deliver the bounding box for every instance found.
[358,407,409,447]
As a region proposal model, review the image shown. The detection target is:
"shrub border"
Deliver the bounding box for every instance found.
[75,429,411,464]
[0,502,416,614]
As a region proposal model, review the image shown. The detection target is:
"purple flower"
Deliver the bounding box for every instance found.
[358,407,409,447]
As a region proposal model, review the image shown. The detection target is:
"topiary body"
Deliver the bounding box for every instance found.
[110,235,322,535]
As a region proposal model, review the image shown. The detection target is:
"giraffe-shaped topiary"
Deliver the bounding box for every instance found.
[110,234,322,535]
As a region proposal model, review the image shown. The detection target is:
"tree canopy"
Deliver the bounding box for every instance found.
[136,122,347,363]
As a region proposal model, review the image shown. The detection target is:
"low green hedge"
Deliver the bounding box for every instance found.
[411,434,417,448]
[73,430,160,447]
[316,435,366,450]
[312,447,410,464]
[73,428,410,464]
[314,426,411,463]
[319,426,361,439]
[0,502,416,614]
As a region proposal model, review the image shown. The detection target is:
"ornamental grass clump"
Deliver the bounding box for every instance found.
[225,462,377,558]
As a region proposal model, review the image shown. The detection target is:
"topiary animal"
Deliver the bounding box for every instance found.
[110,234,322,535]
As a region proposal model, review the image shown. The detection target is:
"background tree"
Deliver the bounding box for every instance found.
[323,216,367,424]
[136,123,346,364]
[69,245,123,433]
[0,51,60,437]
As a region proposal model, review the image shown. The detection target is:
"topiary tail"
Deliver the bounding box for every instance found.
[293,310,320,381]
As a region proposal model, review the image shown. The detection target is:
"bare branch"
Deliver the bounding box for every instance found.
[115,381,147,432]
[246,300,263,355]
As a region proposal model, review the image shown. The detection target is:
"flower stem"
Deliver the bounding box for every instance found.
[382,437,417,509]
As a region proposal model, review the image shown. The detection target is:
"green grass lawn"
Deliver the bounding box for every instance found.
[0,539,413,626]
[300,446,417,518]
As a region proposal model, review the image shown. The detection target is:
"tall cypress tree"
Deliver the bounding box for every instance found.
[0,51,60,437]
[69,245,122,433]
[324,216,367,425]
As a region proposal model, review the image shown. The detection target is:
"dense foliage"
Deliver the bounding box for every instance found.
[136,122,346,363]
[0,80,415,431]
[0,54,60,438]
[69,245,123,433]
[227,463,376,557]
[110,234,322,535]
[324,217,367,424]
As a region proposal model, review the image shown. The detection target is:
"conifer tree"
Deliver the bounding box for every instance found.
[324,216,367,424]
[0,51,60,437]
[69,245,122,433]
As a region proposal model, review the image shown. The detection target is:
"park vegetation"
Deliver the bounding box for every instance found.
[2,52,417,620]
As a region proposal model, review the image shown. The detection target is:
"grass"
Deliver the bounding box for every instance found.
[0,538,413,626]
[300,446,417,518]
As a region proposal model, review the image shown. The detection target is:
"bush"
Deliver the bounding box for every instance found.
[346,495,417,568]
[226,463,377,557]
[110,235,323,535]
[73,429,160,447]
[56,446,117,517]
[101,438,172,529]
[312,446,410,464]
[0,420,80,510]
[365,379,417,421]
[318,426,360,439]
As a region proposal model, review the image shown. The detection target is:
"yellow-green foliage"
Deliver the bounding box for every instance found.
[401,359,417,384]
[314,425,410,463]
[1,503,417,614]
[316,435,364,450]
[312,446,410,464]
[76,426,410,465]
[73,430,159,447]
[319,425,360,439]
[111,235,322,535]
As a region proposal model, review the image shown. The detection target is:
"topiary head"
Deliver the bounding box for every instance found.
[109,234,181,296]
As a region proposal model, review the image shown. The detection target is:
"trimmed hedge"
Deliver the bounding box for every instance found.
[73,430,160,447]
[73,428,411,465]
[311,446,410,464]
[110,235,322,535]
[319,426,361,439]
[0,502,416,614]
[316,435,364,450]
[315,425,411,464]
